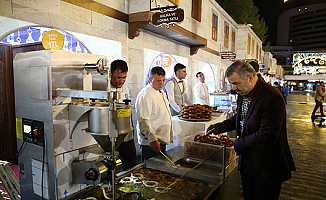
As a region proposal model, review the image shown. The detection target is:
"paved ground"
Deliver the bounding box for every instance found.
[280,91,326,200]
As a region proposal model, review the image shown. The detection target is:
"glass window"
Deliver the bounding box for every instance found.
[224,22,229,48]
[231,30,236,52]
[251,40,255,57]
[192,0,202,21]
[212,14,218,41]
[247,35,251,55]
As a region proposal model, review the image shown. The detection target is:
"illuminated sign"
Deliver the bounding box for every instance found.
[293,53,326,75]
[152,8,184,28]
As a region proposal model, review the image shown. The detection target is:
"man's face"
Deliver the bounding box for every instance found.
[111,69,127,88]
[227,73,254,96]
[149,74,166,90]
[176,68,187,80]
[197,73,205,83]
[321,82,325,88]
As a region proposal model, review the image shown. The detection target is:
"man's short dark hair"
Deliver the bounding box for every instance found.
[111,60,128,74]
[249,61,259,73]
[150,66,165,77]
[274,81,279,86]
[196,72,203,78]
[174,63,186,73]
[226,61,257,80]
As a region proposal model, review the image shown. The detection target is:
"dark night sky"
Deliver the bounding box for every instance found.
[253,0,326,46]
[253,0,283,46]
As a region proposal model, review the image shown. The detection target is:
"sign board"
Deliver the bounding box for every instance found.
[221,52,236,60]
[152,8,184,28]
[42,30,64,50]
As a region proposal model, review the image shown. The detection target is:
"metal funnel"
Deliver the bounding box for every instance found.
[91,134,127,152]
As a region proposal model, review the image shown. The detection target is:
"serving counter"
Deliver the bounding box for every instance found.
[67,145,240,200]
[145,146,240,200]
[168,113,228,150]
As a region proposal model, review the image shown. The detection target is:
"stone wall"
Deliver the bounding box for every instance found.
[0,0,266,106]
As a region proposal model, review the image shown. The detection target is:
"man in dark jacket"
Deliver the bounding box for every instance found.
[207,61,295,200]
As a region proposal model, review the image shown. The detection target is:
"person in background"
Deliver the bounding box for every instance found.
[206,61,295,200]
[274,81,283,94]
[311,81,326,122]
[135,67,173,162]
[283,83,289,104]
[165,63,193,116]
[109,60,137,170]
[193,72,210,105]
[249,60,263,80]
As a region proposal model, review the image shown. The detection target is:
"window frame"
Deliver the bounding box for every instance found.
[212,13,218,41]
[192,0,202,22]
[224,22,229,48]
[251,39,255,57]
[231,30,236,52]
[247,35,251,55]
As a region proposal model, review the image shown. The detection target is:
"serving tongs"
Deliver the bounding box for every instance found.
[159,151,180,166]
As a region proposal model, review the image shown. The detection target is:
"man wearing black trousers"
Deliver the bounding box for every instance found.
[207,61,295,200]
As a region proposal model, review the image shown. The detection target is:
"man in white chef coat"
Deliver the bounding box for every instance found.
[135,67,173,162]
[165,63,193,116]
[193,72,210,105]
[109,59,137,170]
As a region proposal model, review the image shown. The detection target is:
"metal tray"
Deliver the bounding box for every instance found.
[116,166,210,200]
[174,157,222,172]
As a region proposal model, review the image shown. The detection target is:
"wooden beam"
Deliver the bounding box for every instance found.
[190,45,205,55]
[202,47,221,57]
[128,11,151,39]
[129,11,151,23]
[129,21,150,39]
[61,0,129,23]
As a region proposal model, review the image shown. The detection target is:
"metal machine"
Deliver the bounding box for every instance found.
[14,50,132,199]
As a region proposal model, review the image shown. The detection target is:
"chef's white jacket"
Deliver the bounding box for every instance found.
[135,84,173,146]
[193,82,210,105]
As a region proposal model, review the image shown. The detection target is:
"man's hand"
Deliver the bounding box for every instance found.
[206,124,218,135]
[149,140,161,152]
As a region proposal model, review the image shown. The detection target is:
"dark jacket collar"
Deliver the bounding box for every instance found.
[245,77,260,98]
[238,78,267,134]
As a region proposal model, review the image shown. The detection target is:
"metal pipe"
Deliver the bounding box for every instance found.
[222,145,226,181]
[111,137,116,200]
